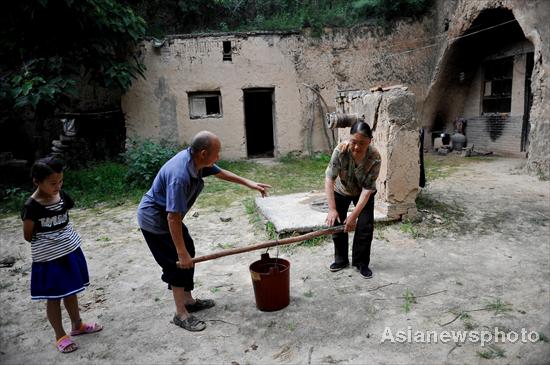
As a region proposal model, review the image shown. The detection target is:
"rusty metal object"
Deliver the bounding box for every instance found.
[326,112,363,129]
[369,84,407,92]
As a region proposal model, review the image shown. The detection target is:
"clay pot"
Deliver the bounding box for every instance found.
[451,132,466,151]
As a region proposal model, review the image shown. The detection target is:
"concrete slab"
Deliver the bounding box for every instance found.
[255,191,395,233]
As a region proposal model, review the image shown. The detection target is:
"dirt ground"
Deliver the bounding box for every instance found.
[1,157,549,364]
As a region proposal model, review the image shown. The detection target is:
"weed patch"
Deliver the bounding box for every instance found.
[375,226,389,242]
[477,344,505,359]
[538,332,549,343]
[400,220,420,239]
[485,298,512,315]
[402,289,416,313]
[535,166,550,181]
[216,242,235,249]
[394,191,468,240]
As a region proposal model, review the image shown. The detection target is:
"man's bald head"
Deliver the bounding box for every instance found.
[191,131,220,154]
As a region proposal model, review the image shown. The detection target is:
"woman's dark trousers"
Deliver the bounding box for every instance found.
[332,191,375,268]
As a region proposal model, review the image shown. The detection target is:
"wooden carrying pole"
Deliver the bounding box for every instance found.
[191,225,345,264]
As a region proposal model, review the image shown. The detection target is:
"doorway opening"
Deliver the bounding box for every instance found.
[243,88,275,158]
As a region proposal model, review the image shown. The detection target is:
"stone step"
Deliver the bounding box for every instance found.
[51,146,66,153]
[49,152,64,159]
[52,140,69,148]
[60,134,76,142]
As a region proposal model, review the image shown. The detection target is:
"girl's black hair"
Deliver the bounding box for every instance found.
[350,121,373,139]
[31,157,64,182]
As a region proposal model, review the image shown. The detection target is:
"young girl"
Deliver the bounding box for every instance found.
[21,157,102,353]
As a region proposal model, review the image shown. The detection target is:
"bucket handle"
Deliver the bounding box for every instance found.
[261,251,281,274]
[264,236,280,272]
[260,244,279,274]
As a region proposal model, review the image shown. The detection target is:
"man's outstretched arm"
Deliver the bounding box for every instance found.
[214,169,272,197]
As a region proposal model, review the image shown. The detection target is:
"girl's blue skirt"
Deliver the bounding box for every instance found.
[31,247,89,300]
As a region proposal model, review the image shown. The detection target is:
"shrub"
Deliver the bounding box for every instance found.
[123,139,179,187]
[0,186,32,215]
[63,162,142,207]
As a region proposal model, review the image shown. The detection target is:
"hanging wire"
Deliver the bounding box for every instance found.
[372,17,522,62]
[336,17,524,71]
[371,16,521,56]
[315,17,525,109]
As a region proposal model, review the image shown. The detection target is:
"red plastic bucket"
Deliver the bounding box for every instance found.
[249,253,290,311]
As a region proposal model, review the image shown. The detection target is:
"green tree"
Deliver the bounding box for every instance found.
[353,0,432,20]
[0,0,147,112]
[123,0,430,37]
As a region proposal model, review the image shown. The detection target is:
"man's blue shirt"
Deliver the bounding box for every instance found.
[137,147,221,234]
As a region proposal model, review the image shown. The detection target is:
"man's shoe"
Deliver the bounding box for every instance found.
[329,261,349,272]
[185,298,215,313]
[173,314,206,331]
[359,266,373,279]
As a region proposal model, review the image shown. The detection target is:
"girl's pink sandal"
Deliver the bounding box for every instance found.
[56,335,77,353]
[70,322,103,336]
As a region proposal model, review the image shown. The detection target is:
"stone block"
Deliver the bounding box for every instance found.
[337,89,420,220]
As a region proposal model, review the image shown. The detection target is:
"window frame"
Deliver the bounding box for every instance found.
[187,91,223,119]
[481,56,513,115]
[222,41,232,61]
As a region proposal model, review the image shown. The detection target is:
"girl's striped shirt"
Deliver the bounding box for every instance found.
[21,191,81,262]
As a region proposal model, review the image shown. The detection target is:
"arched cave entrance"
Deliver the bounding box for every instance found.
[423,8,534,156]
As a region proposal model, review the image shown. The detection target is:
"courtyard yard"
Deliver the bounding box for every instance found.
[1,156,549,364]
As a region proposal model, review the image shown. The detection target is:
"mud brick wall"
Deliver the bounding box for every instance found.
[465,116,525,156]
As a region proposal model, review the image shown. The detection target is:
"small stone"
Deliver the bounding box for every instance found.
[0,256,16,267]
[192,211,199,218]
[220,216,232,222]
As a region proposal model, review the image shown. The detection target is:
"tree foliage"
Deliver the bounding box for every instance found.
[0,0,147,112]
[122,0,431,37]
[353,0,431,20]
